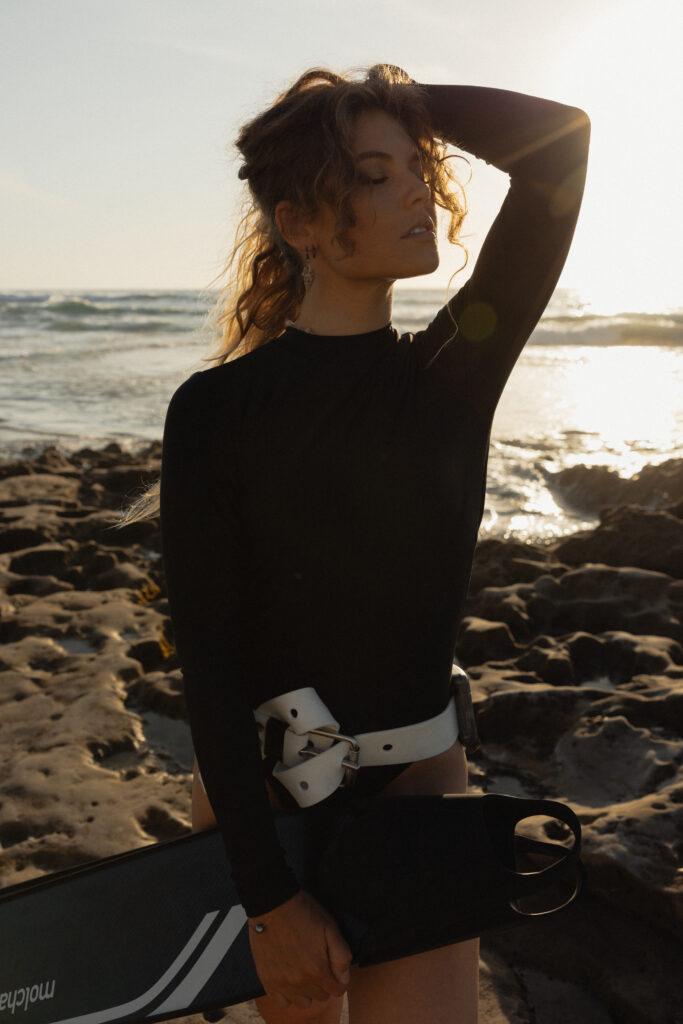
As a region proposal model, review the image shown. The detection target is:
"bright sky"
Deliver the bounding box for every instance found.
[1,0,681,313]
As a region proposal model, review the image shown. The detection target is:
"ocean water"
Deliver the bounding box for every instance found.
[1,287,681,546]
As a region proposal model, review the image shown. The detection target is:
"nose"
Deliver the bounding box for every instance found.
[402,168,432,207]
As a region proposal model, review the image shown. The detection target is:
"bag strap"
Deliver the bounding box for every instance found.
[510,834,587,915]
[482,794,583,899]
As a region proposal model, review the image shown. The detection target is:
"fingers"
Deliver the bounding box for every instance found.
[292,984,331,1004]
[325,925,353,987]
[265,963,339,1007]
[271,988,332,1010]
[324,960,350,997]
[267,965,343,1007]
[272,973,338,1004]
[274,993,312,1011]
[323,976,348,998]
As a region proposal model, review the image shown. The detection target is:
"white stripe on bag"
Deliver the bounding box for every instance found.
[149,906,248,1015]
[49,911,220,1024]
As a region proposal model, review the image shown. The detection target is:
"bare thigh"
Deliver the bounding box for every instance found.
[191,742,478,1024]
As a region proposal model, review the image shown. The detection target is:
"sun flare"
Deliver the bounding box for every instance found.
[549,0,683,314]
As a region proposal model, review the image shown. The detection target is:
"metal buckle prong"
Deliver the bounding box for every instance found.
[297,727,360,788]
[306,727,360,752]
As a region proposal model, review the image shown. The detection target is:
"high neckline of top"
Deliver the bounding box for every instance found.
[281,321,398,347]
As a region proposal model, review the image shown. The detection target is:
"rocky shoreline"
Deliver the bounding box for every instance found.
[1,443,681,1024]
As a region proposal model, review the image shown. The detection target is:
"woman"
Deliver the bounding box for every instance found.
[155,64,590,1024]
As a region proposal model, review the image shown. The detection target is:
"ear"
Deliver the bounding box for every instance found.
[274,200,316,251]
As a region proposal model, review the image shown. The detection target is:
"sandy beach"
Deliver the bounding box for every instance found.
[1,442,682,1023]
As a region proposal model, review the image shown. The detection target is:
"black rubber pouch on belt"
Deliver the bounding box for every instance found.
[311,792,585,967]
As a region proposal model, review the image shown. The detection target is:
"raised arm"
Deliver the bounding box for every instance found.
[415,83,591,420]
[159,371,301,916]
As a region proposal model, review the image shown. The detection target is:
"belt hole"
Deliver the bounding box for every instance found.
[290,709,298,718]
[300,781,309,790]
[383,743,393,751]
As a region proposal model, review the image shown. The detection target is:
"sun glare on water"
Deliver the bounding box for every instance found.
[560,346,683,462]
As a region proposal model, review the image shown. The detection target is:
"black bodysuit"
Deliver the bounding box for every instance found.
[159,83,590,917]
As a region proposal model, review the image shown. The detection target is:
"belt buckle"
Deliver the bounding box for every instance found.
[451,672,481,755]
[299,727,361,789]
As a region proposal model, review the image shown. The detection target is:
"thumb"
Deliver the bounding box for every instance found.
[326,925,353,984]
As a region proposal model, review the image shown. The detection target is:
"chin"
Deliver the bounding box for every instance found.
[396,252,440,280]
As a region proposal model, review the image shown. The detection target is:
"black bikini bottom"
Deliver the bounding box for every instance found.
[265,757,418,812]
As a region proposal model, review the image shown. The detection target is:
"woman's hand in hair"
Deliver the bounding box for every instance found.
[248,889,353,1010]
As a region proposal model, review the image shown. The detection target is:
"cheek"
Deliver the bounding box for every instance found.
[349,197,397,251]
[349,195,380,235]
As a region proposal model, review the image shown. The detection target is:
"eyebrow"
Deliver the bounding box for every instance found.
[355,149,421,162]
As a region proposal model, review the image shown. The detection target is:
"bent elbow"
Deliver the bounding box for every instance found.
[572,107,592,146]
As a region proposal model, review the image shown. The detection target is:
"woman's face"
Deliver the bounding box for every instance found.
[314,108,439,284]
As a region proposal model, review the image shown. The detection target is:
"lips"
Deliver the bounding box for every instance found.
[401,218,435,239]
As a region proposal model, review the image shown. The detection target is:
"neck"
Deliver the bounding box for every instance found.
[294,276,393,336]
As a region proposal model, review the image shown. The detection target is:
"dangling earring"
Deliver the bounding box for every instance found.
[302,244,317,289]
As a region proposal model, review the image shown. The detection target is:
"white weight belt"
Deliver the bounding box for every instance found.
[198,686,460,809]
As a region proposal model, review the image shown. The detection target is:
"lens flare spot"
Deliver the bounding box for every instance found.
[460,301,497,341]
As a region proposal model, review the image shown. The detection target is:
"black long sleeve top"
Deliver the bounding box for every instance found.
[159,83,590,917]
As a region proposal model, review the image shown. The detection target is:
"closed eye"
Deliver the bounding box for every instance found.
[356,172,389,186]
[358,170,428,188]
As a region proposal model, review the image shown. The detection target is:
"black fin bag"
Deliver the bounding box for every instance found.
[311,792,585,967]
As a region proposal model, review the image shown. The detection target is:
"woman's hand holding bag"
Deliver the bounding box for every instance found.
[248,889,353,1010]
